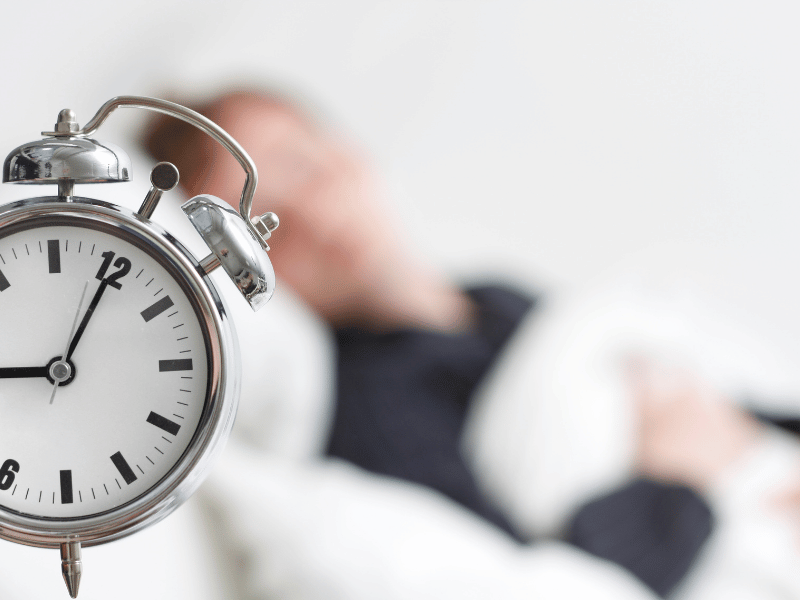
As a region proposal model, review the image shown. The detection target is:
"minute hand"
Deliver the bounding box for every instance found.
[66,280,110,362]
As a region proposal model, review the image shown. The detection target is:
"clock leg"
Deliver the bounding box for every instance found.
[60,540,82,598]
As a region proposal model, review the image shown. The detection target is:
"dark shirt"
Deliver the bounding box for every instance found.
[327,285,712,597]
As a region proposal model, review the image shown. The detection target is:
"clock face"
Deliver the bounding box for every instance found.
[0,218,211,520]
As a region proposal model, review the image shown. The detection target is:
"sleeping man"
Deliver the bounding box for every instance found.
[138,88,800,600]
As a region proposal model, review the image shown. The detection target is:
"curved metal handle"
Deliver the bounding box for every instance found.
[43,96,265,248]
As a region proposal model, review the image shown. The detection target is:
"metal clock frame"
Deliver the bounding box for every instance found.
[0,196,240,549]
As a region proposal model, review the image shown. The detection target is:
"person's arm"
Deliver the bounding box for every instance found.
[569,359,761,597]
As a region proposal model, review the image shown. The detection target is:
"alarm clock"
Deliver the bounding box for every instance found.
[0,96,279,598]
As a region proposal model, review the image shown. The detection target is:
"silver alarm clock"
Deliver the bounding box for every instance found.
[0,96,278,597]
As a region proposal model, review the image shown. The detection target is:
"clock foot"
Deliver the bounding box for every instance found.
[60,540,82,598]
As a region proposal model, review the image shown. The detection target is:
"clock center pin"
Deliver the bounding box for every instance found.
[46,356,76,386]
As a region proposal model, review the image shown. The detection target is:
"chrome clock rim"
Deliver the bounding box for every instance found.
[0,196,239,548]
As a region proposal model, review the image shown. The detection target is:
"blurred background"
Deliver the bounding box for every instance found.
[3,1,800,598]
[2,0,800,365]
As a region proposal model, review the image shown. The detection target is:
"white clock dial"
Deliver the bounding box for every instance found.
[0,221,210,519]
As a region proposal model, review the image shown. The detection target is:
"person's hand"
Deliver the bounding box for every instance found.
[182,94,473,332]
[628,357,763,491]
[769,482,800,546]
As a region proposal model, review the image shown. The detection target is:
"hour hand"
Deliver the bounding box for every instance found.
[0,366,49,378]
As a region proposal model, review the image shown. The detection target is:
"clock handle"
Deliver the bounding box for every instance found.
[42,96,270,251]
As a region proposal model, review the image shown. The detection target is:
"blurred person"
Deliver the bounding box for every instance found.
[143,89,800,599]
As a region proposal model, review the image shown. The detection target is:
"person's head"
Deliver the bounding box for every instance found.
[144,89,402,325]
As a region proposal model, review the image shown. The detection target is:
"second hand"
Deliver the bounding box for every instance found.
[50,281,90,405]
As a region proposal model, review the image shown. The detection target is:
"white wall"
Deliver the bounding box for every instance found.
[2,0,800,370]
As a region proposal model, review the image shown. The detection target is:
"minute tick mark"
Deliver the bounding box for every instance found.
[146,278,154,287]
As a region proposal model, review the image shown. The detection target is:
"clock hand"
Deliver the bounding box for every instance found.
[0,366,49,378]
[0,282,91,386]
[65,279,110,363]
[49,281,90,405]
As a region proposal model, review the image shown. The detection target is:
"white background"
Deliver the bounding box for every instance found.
[1,0,800,369]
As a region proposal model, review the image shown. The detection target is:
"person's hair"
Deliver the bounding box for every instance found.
[141,88,311,195]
